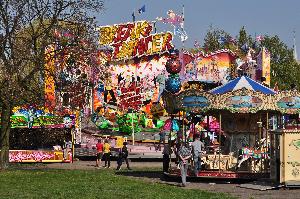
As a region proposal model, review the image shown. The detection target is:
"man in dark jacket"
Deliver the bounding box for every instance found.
[116,142,131,170]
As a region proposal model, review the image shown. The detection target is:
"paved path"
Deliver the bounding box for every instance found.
[44,161,300,199]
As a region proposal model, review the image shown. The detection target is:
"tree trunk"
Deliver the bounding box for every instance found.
[0,104,12,169]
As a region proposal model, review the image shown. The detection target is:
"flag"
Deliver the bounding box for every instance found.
[194,40,200,48]
[256,35,264,42]
[132,5,146,22]
[138,5,146,14]
[218,37,227,45]
[132,12,136,22]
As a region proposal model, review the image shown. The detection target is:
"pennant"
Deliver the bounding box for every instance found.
[241,43,249,53]
[256,35,264,42]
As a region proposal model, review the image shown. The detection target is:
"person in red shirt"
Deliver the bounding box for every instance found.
[96,139,103,168]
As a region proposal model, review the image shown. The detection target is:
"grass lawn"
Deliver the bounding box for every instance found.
[0,169,235,199]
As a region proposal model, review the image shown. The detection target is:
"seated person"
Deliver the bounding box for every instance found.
[53,145,62,151]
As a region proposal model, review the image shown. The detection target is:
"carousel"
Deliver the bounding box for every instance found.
[162,75,300,184]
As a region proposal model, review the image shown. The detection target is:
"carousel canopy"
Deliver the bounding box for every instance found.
[210,76,276,95]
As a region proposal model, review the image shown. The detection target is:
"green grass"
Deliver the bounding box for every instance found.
[0,169,235,199]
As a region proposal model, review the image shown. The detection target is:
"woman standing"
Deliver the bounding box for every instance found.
[178,142,192,187]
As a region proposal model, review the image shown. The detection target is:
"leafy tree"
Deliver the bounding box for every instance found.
[203,25,232,53]
[0,0,104,169]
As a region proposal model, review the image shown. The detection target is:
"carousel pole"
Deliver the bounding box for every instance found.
[182,4,185,49]
[71,128,75,163]
[182,111,185,144]
[132,113,135,145]
[265,111,269,173]
[259,114,262,172]
[169,115,173,167]
[218,113,222,173]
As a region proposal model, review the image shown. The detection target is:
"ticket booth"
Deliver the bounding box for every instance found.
[270,129,300,187]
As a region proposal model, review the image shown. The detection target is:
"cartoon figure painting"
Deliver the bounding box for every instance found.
[157,10,188,42]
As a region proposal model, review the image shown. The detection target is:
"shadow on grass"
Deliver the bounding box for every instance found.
[115,170,181,183]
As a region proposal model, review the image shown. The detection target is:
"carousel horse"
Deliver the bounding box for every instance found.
[236,138,269,170]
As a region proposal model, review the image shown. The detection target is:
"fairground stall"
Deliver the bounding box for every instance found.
[269,90,300,187]
[6,105,75,163]
[163,75,277,179]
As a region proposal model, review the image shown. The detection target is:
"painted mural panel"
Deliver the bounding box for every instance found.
[182,96,209,107]
[277,97,300,109]
[225,96,263,108]
[182,51,235,84]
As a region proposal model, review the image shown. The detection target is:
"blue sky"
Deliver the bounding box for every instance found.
[97,0,300,53]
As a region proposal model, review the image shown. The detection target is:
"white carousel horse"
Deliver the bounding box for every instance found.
[236,138,269,170]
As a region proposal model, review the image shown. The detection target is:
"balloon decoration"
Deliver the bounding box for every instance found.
[165,75,181,94]
[165,58,182,74]
[163,119,179,131]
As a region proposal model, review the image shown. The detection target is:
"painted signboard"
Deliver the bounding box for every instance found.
[8,150,72,163]
[99,21,173,60]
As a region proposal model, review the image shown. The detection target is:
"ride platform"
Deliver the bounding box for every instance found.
[167,168,270,180]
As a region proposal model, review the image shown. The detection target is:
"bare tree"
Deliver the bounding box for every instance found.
[0,0,105,169]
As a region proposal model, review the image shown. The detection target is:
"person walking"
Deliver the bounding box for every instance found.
[178,142,192,187]
[116,142,131,170]
[157,129,166,151]
[95,139,103,168]
[191,134,205,176]
[162,143,172,173]
[103,139,111,168]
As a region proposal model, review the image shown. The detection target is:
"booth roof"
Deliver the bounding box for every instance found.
[209,76,276,95]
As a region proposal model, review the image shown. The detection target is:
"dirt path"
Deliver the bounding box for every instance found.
[43,161,300,199]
